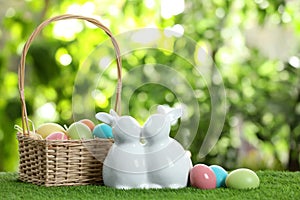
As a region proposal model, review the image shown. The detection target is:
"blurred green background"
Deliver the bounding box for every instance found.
[1,0,300,172]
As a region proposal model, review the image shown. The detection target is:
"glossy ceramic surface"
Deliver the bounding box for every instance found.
[96,105,192,189]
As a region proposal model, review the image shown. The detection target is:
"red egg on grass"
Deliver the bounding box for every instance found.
[189,164,217,189]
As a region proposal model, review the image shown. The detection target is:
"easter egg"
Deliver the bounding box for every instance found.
[93,124,113,139]
[189,164,216,189]
[80,119,95,131]
[210,165,228,188]
[46,132,68,140]
[36,123,66,139]
[29,132,43,140]
[225,168,260,189]
[67,122,93,140]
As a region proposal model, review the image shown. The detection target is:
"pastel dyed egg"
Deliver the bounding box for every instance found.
[67,122,93,140]
[46,132,68,140]
[80,119,95,131]
[36,123,66,139]
[210,165,228,188]
[226,168,260,189]
[29,132,43,140]
[189,164,216,189]
[93,124,113,139]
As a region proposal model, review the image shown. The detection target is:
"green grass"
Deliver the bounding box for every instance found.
[1,171,300,200]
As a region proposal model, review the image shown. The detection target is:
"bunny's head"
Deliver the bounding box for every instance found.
[96,109,141,144]
[142,105,183,143]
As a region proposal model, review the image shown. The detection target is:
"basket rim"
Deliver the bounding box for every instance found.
[17,133,114,143]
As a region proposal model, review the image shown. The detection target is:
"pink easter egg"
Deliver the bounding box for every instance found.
[80,119,95,131]
[45,132,68,140]
[190,164,217,189]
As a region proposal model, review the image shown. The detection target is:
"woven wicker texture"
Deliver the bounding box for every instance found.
[17,14,122,186]
[18,135,113,186]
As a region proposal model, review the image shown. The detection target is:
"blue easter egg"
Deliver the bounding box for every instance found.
[210,165,228,188]
[93,124,113,139]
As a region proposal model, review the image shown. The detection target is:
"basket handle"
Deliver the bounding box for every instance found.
[18,14,122,136]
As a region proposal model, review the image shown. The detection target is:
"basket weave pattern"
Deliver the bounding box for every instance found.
[18,135,113,186]
[17,14,122,186]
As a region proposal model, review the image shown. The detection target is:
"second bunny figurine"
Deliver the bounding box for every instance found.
[95,105,192,189]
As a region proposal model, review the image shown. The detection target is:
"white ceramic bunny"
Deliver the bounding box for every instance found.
[142,105,192,188]
[95,105,192,189]
[96,110,148,189]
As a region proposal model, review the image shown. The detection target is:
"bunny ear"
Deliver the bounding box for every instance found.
[109,109,119,118]
[157,105,171,114]
[166,108,183,125]
[95,112,114,125]
[157,105,183,125]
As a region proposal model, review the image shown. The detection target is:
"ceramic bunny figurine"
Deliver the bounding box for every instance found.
[142,105,192,188]
[95,105,192,189]
[96,110,148,189]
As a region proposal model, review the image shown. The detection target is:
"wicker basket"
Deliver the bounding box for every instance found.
[17,14,122,186]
